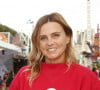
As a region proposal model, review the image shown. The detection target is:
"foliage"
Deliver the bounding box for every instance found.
[97,63,100,68]
[0,24,17,36]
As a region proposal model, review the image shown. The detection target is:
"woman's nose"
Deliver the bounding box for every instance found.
[47,38,54,46]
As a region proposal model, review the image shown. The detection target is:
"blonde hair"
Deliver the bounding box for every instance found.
[27,12,77,85]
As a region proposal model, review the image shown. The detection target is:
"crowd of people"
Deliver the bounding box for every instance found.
[92,66,100,79]
[0,71,13,90]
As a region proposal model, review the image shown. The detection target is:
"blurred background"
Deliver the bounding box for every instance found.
[0,0,100,89]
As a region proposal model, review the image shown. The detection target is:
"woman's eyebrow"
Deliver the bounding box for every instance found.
[51,32,61,34]
[39,32,61,36]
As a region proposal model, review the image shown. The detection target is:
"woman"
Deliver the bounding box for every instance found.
[9,12,100,90]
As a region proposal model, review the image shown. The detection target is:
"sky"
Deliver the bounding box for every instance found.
[0,0,100,38]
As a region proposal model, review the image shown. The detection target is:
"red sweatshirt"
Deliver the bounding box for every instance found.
[9,62,100,90]
[93,71,98,77]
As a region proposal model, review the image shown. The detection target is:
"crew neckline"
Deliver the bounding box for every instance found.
[41,62,67,65]
[41,62,68,71]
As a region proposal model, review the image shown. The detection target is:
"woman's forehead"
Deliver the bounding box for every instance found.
[39,22,64,35]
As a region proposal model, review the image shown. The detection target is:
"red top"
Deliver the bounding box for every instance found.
[93,71,98,77]
[9,63,100,90]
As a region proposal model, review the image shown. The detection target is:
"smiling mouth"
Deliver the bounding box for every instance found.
[47,48,57,51]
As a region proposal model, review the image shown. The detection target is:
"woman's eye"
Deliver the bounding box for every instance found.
[53,34,60,37]
[40,36,47,40]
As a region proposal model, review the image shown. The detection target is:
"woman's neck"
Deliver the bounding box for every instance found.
[45,53,66,64]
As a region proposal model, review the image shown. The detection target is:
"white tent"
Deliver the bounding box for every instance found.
[0,41,21,52]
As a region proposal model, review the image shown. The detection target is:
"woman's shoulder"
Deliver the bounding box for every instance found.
[70,63,100,82]
[20,65,30,70]
[71,63,93,75]
[17,65,30,72]
[16,65,31,76]
[71,64,100,89]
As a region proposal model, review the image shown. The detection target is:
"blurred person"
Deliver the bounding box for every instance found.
[92,67,98,78]
[0,64,7,80]
[6,71,13,89]
[9,12,100,90]
[3,72,8,83]
[97,68,100,79]
[0,76,4,90]
[2,72,8,90]
[0,76,3,86]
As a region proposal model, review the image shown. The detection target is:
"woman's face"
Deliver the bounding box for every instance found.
[39,22,70,63]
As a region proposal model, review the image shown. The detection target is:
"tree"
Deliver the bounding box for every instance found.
[0,24,17,36]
